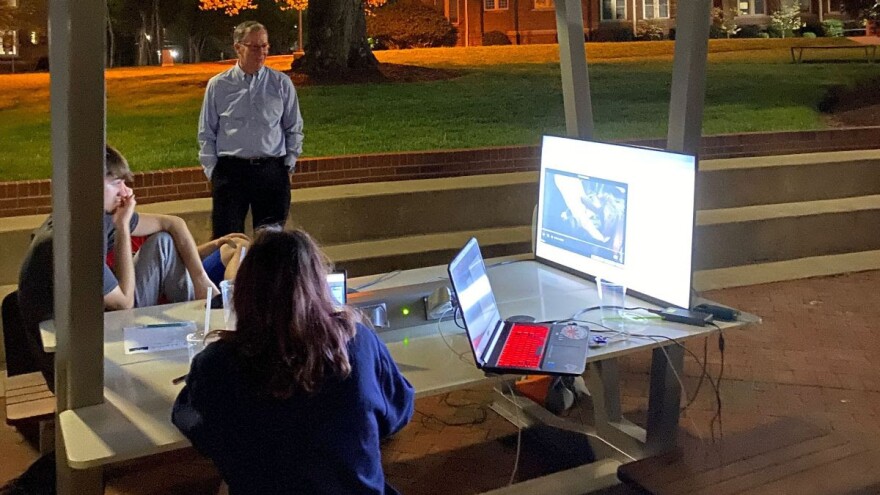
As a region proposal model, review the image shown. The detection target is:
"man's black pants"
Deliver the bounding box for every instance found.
[211,156,291,238]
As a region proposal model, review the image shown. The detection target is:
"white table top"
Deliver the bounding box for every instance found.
[50,259,757,469]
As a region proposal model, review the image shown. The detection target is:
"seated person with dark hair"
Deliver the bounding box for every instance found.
[173,228,415,495]
[17,145,219,390]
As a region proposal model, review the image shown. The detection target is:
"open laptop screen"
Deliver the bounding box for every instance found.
[327,271,347,306]
[448,238,503,364]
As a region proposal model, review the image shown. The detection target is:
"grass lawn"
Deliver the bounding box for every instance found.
[1,38,878,181]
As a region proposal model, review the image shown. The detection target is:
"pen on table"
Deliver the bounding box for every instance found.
[172,374,187,385]
[143,322,192,328]
[201,285,213,338]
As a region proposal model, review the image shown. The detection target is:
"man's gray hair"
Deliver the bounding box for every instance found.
[233,21,267,44]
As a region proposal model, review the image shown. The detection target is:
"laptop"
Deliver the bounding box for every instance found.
[327,271,347,307]
[447,238,590,376]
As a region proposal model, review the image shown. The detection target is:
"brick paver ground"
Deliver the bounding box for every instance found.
[2,269,880,494]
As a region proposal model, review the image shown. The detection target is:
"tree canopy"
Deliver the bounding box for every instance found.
[201,0,387,79]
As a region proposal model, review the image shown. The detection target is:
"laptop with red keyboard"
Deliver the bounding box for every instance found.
[448,237,590,376]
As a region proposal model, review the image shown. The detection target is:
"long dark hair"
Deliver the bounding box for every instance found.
[224,228,359,398]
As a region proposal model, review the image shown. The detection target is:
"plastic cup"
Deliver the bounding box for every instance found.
[596,278,628,337]
[187,332,220,363]
[186,332,205,363]
[220,280,235,328]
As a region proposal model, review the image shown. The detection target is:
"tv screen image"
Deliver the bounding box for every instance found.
[535,136,697,309]
[540,170,629,265]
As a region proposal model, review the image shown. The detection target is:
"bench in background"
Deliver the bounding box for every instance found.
[791,45,877,63]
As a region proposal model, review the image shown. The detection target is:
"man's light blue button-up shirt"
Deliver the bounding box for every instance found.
[198,64,304,180]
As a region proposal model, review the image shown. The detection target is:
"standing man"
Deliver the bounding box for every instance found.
[198,21,304,238]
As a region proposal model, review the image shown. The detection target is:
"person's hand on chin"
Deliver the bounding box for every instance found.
[113,192,136,228]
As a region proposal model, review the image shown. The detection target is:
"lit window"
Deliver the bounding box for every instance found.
[0,31,18,56]
[484,0,509,11]
[738,0,766,15]
[644,0,669,19]
[30,31,37,45]
[602,0,626,20]
[534,0,554,9]
[447,0,459,23]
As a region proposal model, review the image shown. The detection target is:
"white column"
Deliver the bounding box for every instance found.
[666,0,712,155]
[464,0,470,47]
[555,0,594,138]
[49,0,106,492]
[633,0,639,37]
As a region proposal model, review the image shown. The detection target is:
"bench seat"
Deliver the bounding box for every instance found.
[5,372,54,425]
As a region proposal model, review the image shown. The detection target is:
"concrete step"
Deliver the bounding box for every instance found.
[694,195,880,271]
[694,249,880,291]
[291,173,536,245]
[697,150,880,210]
[325,226,532,277]
[0,173,539,286]
[1,149,878,294]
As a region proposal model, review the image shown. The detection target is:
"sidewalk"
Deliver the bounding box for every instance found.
[3,269,880,494]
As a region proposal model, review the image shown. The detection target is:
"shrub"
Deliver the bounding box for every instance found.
[758,32,770,38]
[591,27,634,42]
[482,30,511,46]
[736,24,764,38]
[711,7,741,38]
[802,31,817,38]
[766,24,795,38]
[801,21,823,36]
[769,0,805,38]
[822,18,845,37]
[636,20,665,40]
[367,0,458,49]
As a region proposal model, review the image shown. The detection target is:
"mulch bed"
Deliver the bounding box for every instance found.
[819,75,880,127]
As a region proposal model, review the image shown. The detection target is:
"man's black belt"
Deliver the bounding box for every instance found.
[219,155,284,166]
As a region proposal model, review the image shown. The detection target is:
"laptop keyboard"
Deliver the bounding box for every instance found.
[497,324,549,369]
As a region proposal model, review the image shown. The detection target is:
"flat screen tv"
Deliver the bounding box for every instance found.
[535,135,697,309]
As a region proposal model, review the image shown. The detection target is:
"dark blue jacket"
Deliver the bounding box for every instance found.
[172,323,414,494]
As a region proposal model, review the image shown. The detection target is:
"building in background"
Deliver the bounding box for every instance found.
[0,0,48,73]
[421,0,855,45]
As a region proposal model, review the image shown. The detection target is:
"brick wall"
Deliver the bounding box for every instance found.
[1,127,878,218]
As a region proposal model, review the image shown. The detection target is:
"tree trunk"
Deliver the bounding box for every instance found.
[291,0,379,80]
[152,0,162,65]
[106,4,115,68]
[137,28,149,66]
[137,11,151,66]
[188,35,205,63]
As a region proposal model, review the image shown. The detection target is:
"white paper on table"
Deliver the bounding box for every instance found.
[123,321,197,354]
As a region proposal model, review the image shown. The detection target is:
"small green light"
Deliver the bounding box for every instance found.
[401,307,410,316]
[403,337,409,346]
